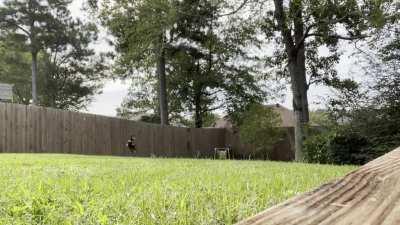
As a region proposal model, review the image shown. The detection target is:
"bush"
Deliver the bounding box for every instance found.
[239,104,283,159]
[329,132,370,165]
[304,129,372,165]
[303,132,333,164]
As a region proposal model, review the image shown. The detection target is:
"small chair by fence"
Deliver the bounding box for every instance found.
[214,147,231,160]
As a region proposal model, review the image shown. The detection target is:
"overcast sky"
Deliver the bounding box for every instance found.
[2,0,363,117]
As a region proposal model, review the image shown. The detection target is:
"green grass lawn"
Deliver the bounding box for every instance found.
[0,154,355,225]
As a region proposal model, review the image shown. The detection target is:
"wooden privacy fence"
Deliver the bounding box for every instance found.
[0,103,295,160]
[236,146,400,225]
[0,103,226,157]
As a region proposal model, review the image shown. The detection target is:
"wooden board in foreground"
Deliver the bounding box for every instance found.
[236,147,400,225]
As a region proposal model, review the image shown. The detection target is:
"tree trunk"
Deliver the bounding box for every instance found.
[193,62,204,128]
[156,35,168,126]
[288,42,309,161]
[194,92,203,128]
[31,52,38,105]
[274,0,310,161]
[292,0,309,124]
[290,68,308,160]
[292,0,309,161]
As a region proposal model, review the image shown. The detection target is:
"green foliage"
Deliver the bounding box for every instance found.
[239,104,283,159]
[304,129,373,165]
[0,0,74,54]
[99,0,177,123]
[178,112,220,128]
[258,0,392,159]
[261,0,388,88]
[0,1,106,110]
[303,132,333,164]
[323,14,400,164]
[0,0,91,103]
[328,131,371,165]
[166,0,265,127]
[102,0,266,127]
[309,110,333,128]
[0,34,32,104]
[0,33,104,110]
[201,113,220,128]
[100,0,176,71]
[0,154,355,224]
[138,114,162,124]
[305,105,400,165]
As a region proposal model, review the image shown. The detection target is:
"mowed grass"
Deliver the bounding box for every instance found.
[0,154,355,225]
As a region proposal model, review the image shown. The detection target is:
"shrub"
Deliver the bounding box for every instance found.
[239,104,283,159]
[303,132,333,164]
[304,129,372,165]
[329,131,371,165]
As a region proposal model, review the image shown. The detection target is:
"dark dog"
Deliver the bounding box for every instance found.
[126,136,136,153]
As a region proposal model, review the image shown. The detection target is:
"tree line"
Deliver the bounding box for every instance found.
[0,0,398,161]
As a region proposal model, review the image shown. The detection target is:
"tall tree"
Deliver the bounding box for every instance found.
[114,0,267,127]
[0,0,93,106]
[0,33,32,104]
[168,0,265,127]
[261,0,386,160]
[0,19,105,110]
[98,0,176,125]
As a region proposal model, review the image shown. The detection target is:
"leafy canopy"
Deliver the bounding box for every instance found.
[0,0,107,110]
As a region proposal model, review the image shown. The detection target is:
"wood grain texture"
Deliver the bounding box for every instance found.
[236,147,400,225]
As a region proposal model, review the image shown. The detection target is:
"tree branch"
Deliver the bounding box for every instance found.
[295,23,316,49]
[201,103,224,113]
[203,89,222,97]
[217,0,250,17]
[295,13,366,49]
[0,20,31,36]
[307,75,323,89]
[307,33,368,41]
[353,40,379,65]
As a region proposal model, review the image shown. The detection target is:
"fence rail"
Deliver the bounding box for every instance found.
[0,103,294,160]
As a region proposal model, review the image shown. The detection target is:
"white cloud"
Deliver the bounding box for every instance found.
[84,80,130,116]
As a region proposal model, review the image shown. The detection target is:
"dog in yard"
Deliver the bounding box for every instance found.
[126,136,136,154]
